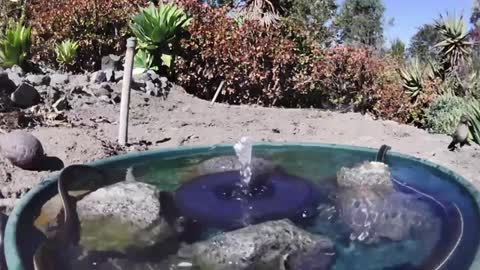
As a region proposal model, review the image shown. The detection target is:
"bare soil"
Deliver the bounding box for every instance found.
[1,85,479,213]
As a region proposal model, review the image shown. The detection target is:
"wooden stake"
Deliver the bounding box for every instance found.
[209,80,225,107]
[118,37,136,146]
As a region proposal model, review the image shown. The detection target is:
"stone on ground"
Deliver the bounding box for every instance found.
[10,83,41,108]
[0,130,44,169]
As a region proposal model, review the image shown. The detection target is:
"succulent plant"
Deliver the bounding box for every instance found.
[0,22,31,68]
[434,13,473,70]
[398,58,424,100]
[466,99,480,144]
[134,49,156,71]
[130,3,191,72]
[55,39,79,66]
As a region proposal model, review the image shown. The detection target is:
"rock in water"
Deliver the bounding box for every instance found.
[336,187,441,244]
[0,130,44,169]
[284,243,336,270]
[337,161,394,190]
[181,219,335,270]
[76,181,174,252]
[197,155,277,178]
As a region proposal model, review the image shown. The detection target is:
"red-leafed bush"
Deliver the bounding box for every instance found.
[27,0,150,71]
[175,1,440,124]
[176,4,300,106]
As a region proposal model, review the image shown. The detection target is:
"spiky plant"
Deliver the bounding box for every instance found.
[434,13,473,70]
[134,49,156,71]
[130,3,191,72]
[466,99,480,144]
[426,58,445,81]
[399,59,424,100]
[55,39,79,66]
[0,22,31,68]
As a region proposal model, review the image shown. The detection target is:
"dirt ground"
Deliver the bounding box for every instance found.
[1,85,479,213]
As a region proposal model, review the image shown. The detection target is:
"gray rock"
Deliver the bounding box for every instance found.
[69,86,88,96]
[197,155,277,178]
[111,93,121,104]
[337,161,394,190]
[92,71,107,84]
[159,76,169,88]
[145,81,158,96]
[132,71,151,83]
[131,80,146,91]
[25,74,50,86]
[0,72,17,94]
[47,87,62,104]
[98,95,112,103]
[8,65,24,76]
[76,181,174,252]
[10,83,41,108]
[52,96,68,112]
[181,219,335,270]
[6,71,23,86]
[104,69,115,82]
[114,70,124,82]
[77,181,161,228]
[0,130,44,169]
[284,242,336,270]
[146,70,160,82]
[49,74,69,86]
[101,54,122,71]
[69,74,89,86]
[336,186,441,244]
[89,83,112,97]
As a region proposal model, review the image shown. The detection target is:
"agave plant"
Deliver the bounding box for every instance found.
[55,39,79,66]
[130,3,191,71]
[134,49,156,71]
[466,99,480,144]
[0,22,31,68]
[398,59,424,100]
[434,13,473,70]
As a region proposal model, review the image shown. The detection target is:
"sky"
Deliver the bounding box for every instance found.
[383,0,474,47]
[337,0,475,47]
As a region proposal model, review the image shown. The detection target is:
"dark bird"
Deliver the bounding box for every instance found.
[448,115,471,151]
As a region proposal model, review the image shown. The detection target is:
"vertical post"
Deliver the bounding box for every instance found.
[118,37,136,146]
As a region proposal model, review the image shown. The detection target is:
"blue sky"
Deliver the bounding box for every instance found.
[383,0,474,47]
[337,0,475,47]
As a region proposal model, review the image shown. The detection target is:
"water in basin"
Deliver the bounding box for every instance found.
[33,142,480,270]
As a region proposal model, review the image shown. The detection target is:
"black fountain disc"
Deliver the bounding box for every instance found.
[174,170,321,230]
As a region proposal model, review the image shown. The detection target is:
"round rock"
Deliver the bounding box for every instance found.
[76,181,174,252]
[180,219,335,270]
[0,130,44,169]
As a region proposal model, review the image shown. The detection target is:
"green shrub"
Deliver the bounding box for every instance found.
[468,100,480,144]
[27,0,150,71]
[426,94,467,134]
[130,3,191,74]
[55,39,79,66]
[0,22,31,68]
